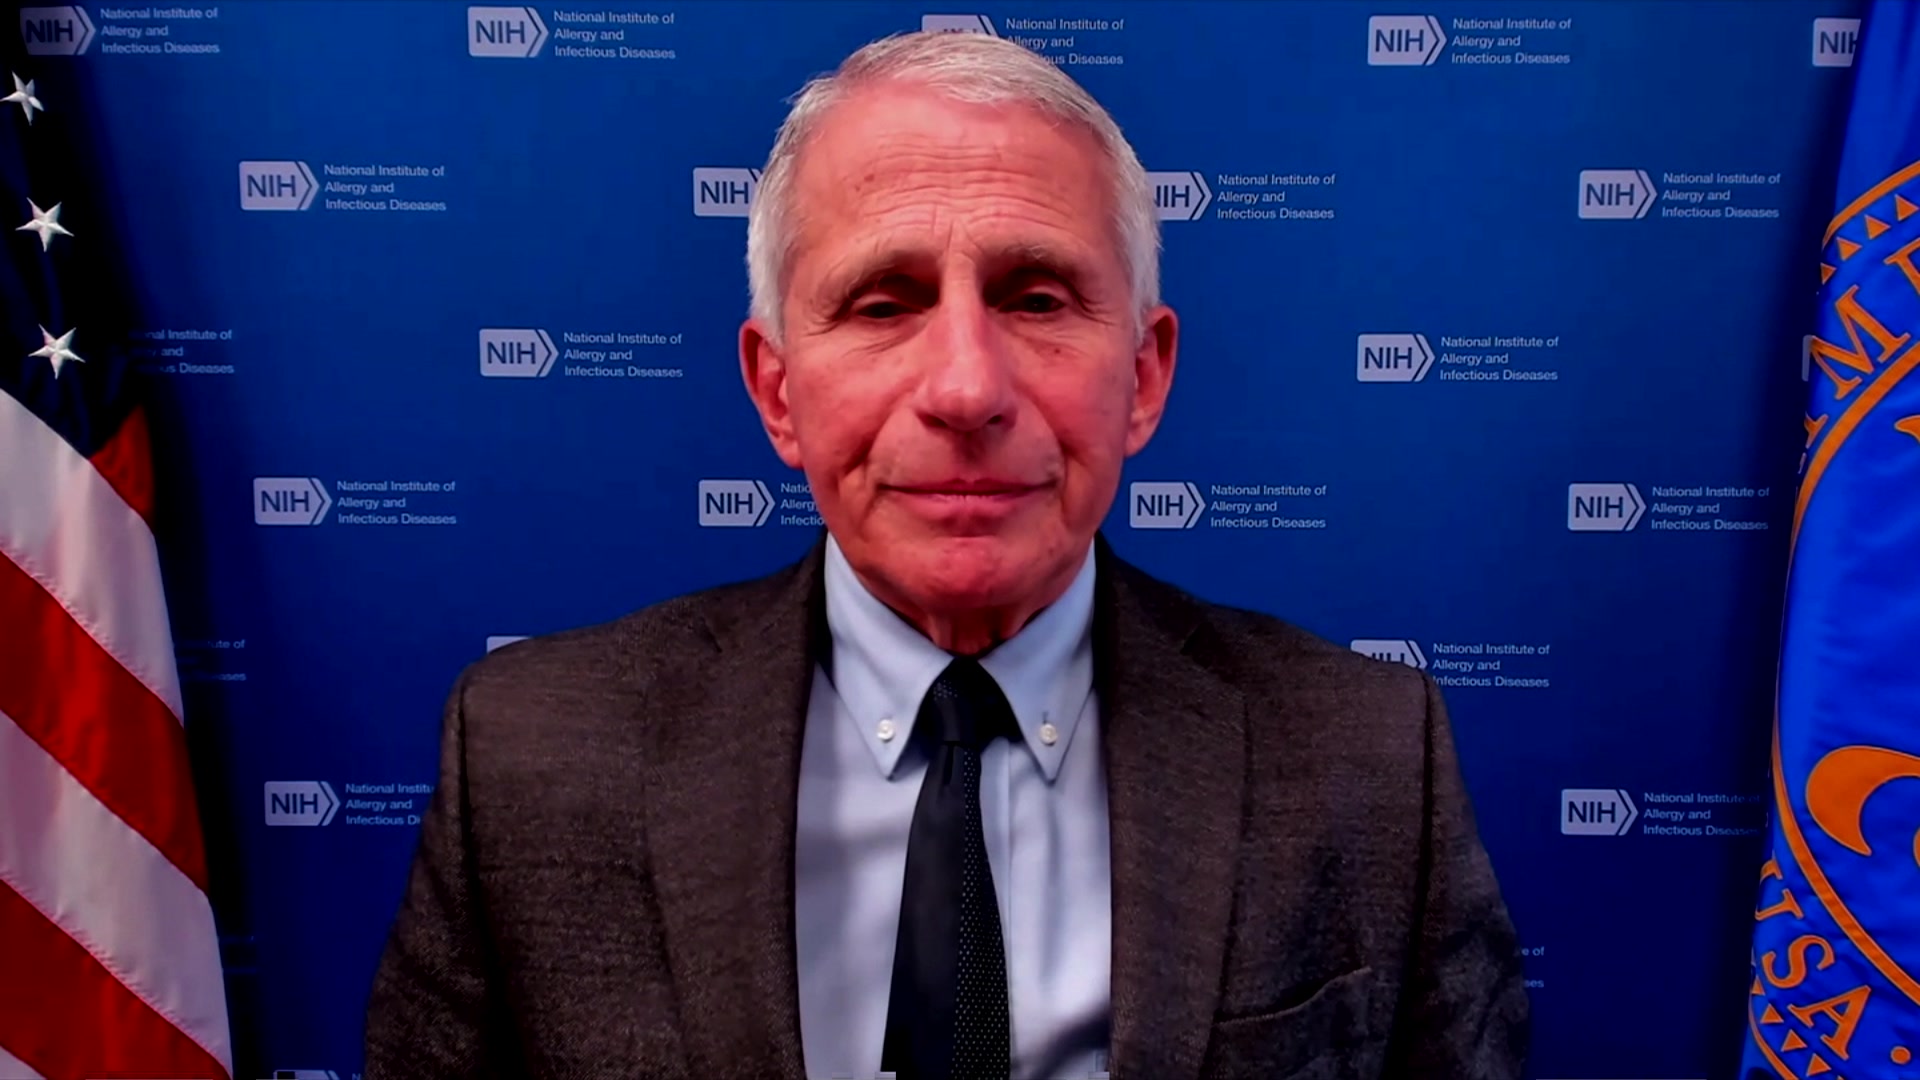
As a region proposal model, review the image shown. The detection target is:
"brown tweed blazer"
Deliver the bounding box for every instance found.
[365,535,1528,1078]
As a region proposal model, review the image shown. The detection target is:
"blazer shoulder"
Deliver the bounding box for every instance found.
[1114,562,1443,818]
[455,552,815,709]
[1114,557,1432,716]
[1204,601,1429,699]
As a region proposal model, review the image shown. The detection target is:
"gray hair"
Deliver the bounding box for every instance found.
[745,31,1160,341]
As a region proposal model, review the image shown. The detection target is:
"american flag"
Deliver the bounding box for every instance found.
[0,46,232,1080]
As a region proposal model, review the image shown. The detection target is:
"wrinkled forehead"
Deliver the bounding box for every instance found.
[784,85,1123,282]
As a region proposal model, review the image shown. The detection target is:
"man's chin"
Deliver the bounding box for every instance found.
[906,538,1025,601]
[890,535,1080,616]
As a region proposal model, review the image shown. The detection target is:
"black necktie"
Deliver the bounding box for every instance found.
[881,657,1014,1079]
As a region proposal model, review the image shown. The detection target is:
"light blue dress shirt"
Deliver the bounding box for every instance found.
[795,538,1111,1080]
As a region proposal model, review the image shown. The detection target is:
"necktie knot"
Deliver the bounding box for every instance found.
[922,657,1016,751]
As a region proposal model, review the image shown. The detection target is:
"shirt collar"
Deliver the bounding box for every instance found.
[823,536,1096,783]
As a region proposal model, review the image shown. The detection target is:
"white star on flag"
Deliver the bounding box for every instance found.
[17,200,72,251]
[29,325,84,377]
[3,72,44,125]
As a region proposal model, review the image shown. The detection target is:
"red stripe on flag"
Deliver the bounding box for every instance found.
[0,554,208,892]
[87,405,157,527]
[0,877,228,1080]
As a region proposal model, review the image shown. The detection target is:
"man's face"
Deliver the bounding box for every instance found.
[740,83,1177,626]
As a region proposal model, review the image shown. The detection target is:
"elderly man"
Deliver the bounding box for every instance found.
[365,30,1528,1080]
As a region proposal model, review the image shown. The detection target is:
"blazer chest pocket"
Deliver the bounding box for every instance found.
[1200,966,1374,1079]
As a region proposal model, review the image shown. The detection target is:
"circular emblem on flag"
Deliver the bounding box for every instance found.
[1748,157,1920,1076]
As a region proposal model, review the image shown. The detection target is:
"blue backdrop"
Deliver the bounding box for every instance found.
[8,1,1869,1075]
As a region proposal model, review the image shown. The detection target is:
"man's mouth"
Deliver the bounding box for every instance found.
[889,479,1045,497]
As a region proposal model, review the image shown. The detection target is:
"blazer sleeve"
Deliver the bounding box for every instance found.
[1384,673,1532,1076]
[364,667,518,1078]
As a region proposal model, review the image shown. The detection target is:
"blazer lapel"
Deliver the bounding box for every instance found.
[1096,538,1248,1079]
[639,540,827,1079]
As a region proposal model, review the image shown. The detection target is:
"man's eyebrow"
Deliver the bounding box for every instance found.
[810,241,1101,307]
[984,242,1096,287]
[815,249,933,306]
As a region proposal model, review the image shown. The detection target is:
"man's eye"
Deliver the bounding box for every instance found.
[854,300,910,320]
[1010,292,1065,314]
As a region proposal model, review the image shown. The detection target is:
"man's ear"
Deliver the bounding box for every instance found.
[740,318,804,468]
[1124,304,1179,457]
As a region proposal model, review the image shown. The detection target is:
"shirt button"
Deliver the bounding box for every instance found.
[1039,722,1059,746]
[876,718,897,742]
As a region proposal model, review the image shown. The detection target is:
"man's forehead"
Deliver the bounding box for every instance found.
[808,84,1078,164]
[785,85,1117,276]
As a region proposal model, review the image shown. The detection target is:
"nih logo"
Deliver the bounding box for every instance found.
[1128,482,1205,529]
[1812,18,1859,67]
[922,14,997,35]
[1367,15,1446,66]
[264,781,340,827]
[19,5,95,55]
[1560,788,1638,836]
[468,6,549,57]
[239,161,318,211]
[479,328,557,377]
[1356,333,1435,382]
[1146,172,1211,222]
[1567,483,1645,532]
[254,478,333,526]
[693,168,761,217]
[698,480,772,527]
[1351,639,1427,669]
[1578,169,1656,220]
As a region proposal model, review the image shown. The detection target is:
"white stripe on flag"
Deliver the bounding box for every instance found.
[0,390,184,721]
[0,707,232,1073]
[0,1040,46,1079]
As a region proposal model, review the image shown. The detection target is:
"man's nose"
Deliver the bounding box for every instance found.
[915,293,1017,435]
